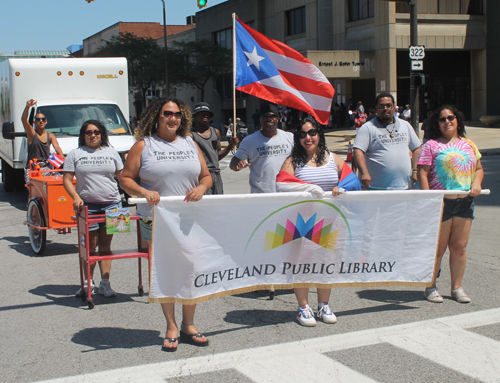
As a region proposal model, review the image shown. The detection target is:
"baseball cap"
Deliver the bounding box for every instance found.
[193,102,214,117]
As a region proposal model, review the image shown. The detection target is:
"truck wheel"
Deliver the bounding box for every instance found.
[1,159,15,193]
[15,169,26,192]
[27,199,47,255]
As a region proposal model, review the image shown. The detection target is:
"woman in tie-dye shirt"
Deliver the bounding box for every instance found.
[417,105,483,305]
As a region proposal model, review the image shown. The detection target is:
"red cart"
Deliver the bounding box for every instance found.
[76,206,150,309]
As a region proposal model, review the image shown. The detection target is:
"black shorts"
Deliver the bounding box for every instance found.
[442,196,475,222]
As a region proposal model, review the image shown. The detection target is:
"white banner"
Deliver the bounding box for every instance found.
[149,191,443,304]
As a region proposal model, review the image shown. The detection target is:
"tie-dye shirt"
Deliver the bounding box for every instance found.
[417,137,481,190]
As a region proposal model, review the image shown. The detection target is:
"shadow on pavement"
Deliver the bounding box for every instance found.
[1,236,78,257]
[356,289,424,304]
[0,284,148,312]
[71,327,162,351]
[0,188,28,211]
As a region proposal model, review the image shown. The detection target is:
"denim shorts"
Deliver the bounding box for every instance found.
[85,201,122,231]
[442,196,475,222]
[139,219,153,242]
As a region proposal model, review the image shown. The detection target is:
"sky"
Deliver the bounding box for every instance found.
[0,0,228,53]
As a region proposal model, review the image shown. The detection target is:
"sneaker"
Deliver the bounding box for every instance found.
[296,304,316,327]
[425,287,444,303]
[98,280,117,298]
[316,303,337,324]
[75,279,95,297]
[451,287,471,303]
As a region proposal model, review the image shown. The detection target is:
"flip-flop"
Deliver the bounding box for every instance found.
[180,330,209,347]
[161,336,179,352]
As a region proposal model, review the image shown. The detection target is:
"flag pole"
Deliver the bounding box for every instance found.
[232,13,237,138]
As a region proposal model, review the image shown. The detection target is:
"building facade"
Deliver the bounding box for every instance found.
[195,0,488,126]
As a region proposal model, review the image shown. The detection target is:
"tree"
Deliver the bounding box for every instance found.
[168,39,232,101]
[97,32,165,110]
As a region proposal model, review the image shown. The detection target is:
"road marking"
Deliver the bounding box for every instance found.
[36,309,500,383]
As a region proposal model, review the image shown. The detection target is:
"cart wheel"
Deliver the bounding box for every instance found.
[138,286,144,296]
[27,199,46,255]
[87,299,95,309]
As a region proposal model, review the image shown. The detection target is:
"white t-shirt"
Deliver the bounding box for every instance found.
[234,129,294,193]
[64,146,123,203]
[353,117,421,190]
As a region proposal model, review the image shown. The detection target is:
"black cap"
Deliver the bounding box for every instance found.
[259,103,279,117]
[193,102,214,117]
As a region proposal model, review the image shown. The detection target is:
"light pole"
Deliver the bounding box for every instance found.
[409,0,419,135]
[160,0,169,97]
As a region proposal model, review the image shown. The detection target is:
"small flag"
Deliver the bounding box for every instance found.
[47,153,64,169]
[235,17,335,125]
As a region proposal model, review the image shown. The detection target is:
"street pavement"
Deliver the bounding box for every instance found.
[0,126,499,382]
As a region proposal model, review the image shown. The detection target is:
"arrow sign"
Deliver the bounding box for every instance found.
[411,60,423,71]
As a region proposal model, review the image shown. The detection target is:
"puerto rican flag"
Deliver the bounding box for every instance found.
[276,163,361,195]
[47,153,64,169]
[235,17,335,125]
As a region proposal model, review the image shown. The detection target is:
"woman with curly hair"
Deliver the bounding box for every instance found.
[279,117,347,327]
[418,105,483,304]
[120,98,212,352]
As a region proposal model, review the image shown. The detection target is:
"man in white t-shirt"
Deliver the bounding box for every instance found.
[353,93,421,190]
[230,103,294,193]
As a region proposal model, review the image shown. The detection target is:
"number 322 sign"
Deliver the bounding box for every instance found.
[409,46,425,60]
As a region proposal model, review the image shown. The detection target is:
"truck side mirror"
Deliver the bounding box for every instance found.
[2,122,27,140]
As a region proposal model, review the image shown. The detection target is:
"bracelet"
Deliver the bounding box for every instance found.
[412,169,417,173]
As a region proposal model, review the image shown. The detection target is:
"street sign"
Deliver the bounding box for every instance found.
[409,46,425,60]
[411,60,423,71]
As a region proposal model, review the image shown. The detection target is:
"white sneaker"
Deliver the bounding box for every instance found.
[425,287,444,303]
[316,303,337,324]
[451,287,471,303]
[296,304,317,327]
[98,280,117,298]
[75,279,95,297]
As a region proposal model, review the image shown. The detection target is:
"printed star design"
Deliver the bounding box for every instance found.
[244,46,265,71]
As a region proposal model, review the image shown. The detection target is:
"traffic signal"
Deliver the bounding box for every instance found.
[197,0,207,9]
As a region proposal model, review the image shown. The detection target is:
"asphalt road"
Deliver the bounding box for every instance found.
[0,155,499,383]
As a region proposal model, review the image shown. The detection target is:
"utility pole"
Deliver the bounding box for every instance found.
[160,0,169,97]
[409,0,419,135]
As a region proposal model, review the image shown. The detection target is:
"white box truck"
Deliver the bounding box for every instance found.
[0,57,135,192]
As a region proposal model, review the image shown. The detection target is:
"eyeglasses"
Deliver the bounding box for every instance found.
[377,104,393,110]
[161,110,182,119]
[438,115,456,123]
[34,117,47,122]
[299,129,318,139]
[85,130,101,136]
[261,114,278,119]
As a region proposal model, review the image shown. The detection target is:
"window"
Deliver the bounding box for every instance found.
[396,0,483,15]
[214,28,232,50]
[349,0,374,22]
[214,22,255,50]
[287,7,306,35]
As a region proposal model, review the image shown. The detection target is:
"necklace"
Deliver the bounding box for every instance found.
[385,125,396,138]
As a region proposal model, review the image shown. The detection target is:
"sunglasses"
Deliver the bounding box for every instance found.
[85,130,101,136]
[299,128,318,139]
[438,115,456,123]
[261,113,278,119]
[35,117,47,122]
[161,110,182,119]
[377,103,393,110]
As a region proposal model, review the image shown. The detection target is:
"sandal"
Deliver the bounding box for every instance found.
[161,336,179,352]
[180,322,209,347]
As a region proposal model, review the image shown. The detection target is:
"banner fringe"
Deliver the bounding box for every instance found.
[148,281,432,305]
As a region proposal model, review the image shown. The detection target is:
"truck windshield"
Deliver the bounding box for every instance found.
[37,104,131,136]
